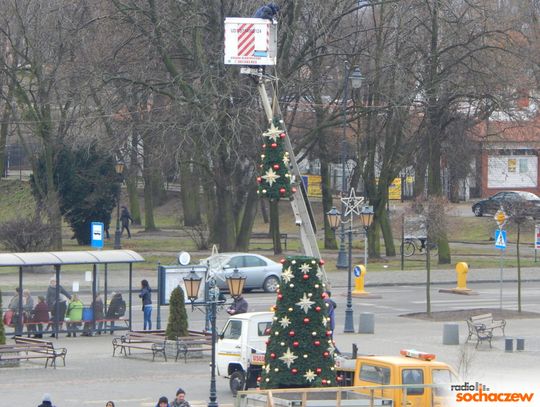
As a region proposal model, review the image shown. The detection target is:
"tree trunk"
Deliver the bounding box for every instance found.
[180,160,201,226]
[0,90,12,178]
[269,200,282,255]
[215,183,236,251]
[320,148,337,250]
[44,143,62,250]
[202,176,218,244]
[379,206,396,256]
[142,161,156,231]
[128,134,141,225]
[236,186,259,251]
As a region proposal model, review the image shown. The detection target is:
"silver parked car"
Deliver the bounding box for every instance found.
[200,253,282,293]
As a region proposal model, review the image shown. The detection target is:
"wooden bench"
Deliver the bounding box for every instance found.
[469,313,506,336]
[2,336,68,368]
[175,334,213,362]
[466,319,493,348]
[251,233,288,250]
[112,331,167,361]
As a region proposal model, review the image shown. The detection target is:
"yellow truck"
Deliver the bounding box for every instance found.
[218,313,458,406]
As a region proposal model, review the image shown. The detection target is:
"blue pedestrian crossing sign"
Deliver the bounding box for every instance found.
[495,229,507,250]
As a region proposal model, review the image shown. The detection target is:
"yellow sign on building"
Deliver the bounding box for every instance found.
[388,178,402,200]
[304,175,322,197]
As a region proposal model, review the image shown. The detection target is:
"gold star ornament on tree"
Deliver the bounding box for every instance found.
[262,168,280,186]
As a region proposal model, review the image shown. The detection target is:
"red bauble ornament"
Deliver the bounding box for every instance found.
[270,353,276,359]
[337,376,343,382]
[315,306,321,312]
[280,258,286,264]
[322,379,327,385]
[271,143,277,148]
[323,351,330,358]
[289,330,295,337]
[262,144,266,148]
[291,368,298,374]
[303,274,309,280]
[319,259,325,266]
[277,294,283,300]
[292,187,297,193]
[326,330,332,337]
[314,340,321,346]
[293,341,299,348]
[265,340,270,345]
[257,376,262,382]
[273,164,280,170]
[316,368,322,374]
[256,176,262,184]
[264,327,271,335]
[303,317,310,324]
[280,132,286,139]
[279,187,286,194]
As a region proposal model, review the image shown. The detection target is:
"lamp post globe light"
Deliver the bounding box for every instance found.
[183,267,246,407]
[113,161,125,250]
[337,66,363,269]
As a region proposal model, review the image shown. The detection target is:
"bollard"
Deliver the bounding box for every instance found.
[516,338,525,351]
[443,323,459,345]
[352,265,367,295]
[505,338,514,352]
[455,262,470,290]
[358,312,374,334]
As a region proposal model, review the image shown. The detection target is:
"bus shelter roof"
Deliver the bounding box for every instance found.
[0,250,144,267]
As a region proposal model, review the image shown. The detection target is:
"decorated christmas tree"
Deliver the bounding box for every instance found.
[257,117,293,200]
[259,256,336,389]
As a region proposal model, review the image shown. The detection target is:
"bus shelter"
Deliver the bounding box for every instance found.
[0,250,144,338]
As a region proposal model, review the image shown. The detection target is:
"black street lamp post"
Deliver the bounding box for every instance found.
[327,206,354,333]
[337,66,363,269]
[113,162,125,250]
[184,267,246,407]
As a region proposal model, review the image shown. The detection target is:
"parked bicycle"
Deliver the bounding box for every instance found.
[400,237,438,257]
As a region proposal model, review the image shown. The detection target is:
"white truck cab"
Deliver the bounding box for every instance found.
[216,312,273,394]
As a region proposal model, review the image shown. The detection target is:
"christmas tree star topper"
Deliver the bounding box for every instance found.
[263,123,282,142]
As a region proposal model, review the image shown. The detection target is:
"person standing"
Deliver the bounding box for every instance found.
[139,279,152,330]
[106,292,126,334]
[46,277,71,311]
[32,296,50,338]
[120,206,133,238]
[322,291,339,353]
[226,295,248,315]
[170,388,191,407]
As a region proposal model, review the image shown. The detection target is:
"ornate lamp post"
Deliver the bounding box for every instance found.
[113,161,125,250]
[337,66,363,269]
[184,267,246,407]
[327,187,363,333]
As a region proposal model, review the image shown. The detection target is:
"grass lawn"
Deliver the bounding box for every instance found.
[1,179,538,274]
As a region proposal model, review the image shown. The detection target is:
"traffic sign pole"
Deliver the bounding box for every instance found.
[493,209,507,311]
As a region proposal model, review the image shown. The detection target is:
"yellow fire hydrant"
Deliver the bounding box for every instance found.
[352,265,368,296]
[455,262,470,291]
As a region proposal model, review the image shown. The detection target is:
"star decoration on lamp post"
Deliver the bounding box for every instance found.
[296,293,315,313]
[263,123,282,141]
[341,188,364,217]
[279,348,298,368]
[262,168,280,186]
